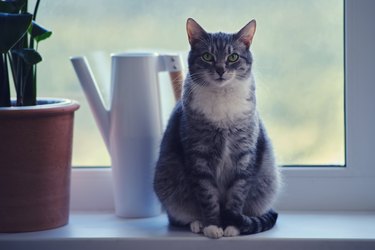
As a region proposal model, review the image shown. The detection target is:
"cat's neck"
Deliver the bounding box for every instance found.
[184,74,256,125]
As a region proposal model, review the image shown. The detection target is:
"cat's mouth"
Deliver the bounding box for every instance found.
[213,77,230,87]
[216,77,226,82]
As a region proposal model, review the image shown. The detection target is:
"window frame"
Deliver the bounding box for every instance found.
[70,0,375,211]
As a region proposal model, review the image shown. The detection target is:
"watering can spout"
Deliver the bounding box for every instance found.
[70,56,110,152]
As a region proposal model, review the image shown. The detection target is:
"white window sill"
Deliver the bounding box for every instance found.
[1,211,374,250]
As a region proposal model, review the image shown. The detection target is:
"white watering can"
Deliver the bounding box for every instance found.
[70,52,183,218]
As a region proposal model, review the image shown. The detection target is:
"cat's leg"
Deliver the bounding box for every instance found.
[222,164,279,235]
[190,169,223,238]
[223,226,241,237]
[220,150,260,234]
[190,220,204,233]
[221,177,251,236]
[223,123,280,236]
[186,136,227,238]
[203,225,224,239]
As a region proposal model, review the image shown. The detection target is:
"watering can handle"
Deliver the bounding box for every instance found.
[160,54,184,102]
[168,71,183,101]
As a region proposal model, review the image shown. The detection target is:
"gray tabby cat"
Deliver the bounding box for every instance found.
[154,18,280,239]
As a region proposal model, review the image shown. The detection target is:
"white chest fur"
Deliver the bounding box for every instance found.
[189,78,254,125]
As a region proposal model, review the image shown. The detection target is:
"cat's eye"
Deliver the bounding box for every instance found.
[227,53,239,62]
[201,52,214,62]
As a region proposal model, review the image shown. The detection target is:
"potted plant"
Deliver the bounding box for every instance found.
[0,0,79,232]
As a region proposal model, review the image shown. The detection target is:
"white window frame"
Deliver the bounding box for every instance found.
[70,0,375,211]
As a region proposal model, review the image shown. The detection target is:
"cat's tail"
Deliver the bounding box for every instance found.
[223,209,278,235]
[239,209,278,235]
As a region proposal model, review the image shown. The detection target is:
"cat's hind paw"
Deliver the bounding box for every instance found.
[224,226,240,237]
[203,225,224,239]
[190,220,203,234]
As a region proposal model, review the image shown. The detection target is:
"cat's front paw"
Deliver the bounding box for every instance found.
[190,220,203,234]
[203,225,224,239]
[224,226,240,237]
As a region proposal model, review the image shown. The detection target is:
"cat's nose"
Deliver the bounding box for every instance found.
[216,67,225,77]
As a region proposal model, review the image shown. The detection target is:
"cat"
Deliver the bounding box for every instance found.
[153,18,281,239]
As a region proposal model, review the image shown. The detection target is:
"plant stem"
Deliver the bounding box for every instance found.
[29,0,41,50]
[23,0,39,105]
[7,52,17,94]
[33,0,41,21]
[32,0,41,105]
[16,54,23,106]
[0,53,11,107]
[23,64,36,106]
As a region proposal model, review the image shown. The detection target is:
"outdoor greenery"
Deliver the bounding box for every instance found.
[29,0,344,166]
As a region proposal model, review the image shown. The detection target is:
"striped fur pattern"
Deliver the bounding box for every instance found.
[154,18,280,239]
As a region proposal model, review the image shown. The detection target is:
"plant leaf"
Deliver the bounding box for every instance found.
[0,0,27,13]
[12,48,42,65]
[0,12,32,53]
[28,21,52,43]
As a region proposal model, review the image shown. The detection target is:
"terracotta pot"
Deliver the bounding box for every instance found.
[0,98,79,233]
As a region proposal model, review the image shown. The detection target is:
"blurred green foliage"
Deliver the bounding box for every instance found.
[30,0,344,166]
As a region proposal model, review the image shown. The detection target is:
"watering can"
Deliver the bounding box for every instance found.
[70,52,183,218]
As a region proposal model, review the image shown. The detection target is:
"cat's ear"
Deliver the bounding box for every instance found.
[186,18,207,46]
[235,19,256,49]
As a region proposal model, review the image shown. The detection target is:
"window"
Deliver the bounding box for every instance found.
[34,0,344,167]
[33,0,375,211]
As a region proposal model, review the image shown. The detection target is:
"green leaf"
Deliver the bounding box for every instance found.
[28,21,52,43]
[0,12,32,53]
[0,0,27,13]
[12,48,42,65]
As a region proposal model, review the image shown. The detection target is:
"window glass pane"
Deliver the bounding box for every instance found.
[32,0,344,166]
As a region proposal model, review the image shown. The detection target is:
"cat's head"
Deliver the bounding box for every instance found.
[186,18,256,87]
